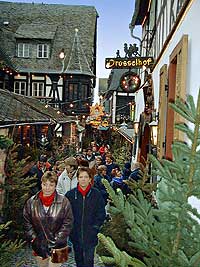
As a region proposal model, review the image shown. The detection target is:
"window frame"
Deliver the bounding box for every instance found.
[32,82,45,97]
[37,44,49,58]
[14,81,26,95]
[17,43,30,58]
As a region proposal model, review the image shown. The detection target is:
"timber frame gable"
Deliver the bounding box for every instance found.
[130,0,191,62]
[0,2,98,116]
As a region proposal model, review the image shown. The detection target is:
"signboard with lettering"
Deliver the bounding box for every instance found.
[105,57,153,69]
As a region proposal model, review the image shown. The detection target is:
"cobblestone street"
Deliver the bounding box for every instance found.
[12,246,104,267]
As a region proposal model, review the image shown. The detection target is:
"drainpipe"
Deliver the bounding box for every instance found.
[129,23,142,56]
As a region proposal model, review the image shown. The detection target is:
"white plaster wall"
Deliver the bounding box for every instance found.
[152,0,200,109]
[152,0,200,213]
[134,86,145,122]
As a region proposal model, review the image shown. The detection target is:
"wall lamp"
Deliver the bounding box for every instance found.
[133,121,139,135]
[59,49,66,72]
[149,120,158,146]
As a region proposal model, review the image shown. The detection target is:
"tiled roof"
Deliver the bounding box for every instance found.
[0,89,74,127]
[0,46,18,71]
[15,23,57,40]
[64,28,94,76]
[0,2,98,76]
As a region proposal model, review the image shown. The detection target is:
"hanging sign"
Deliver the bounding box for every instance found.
[105,57,153,69]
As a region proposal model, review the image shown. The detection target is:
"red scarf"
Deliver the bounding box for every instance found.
[78,184,91,197]
[39,191,55,206]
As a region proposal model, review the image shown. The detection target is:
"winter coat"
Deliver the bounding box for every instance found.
[23,191,73,258]
[94,174,111,203]
[65,187,106,249]
[129,167,142,182]
[28,162,52,192]
[56,169,78,195]
[111,176,131,195]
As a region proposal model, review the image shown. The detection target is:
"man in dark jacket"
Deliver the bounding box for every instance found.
[66,167,106,267]
[28,154,52,193]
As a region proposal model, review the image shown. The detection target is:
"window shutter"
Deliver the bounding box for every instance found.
[170,35,188,142]
[158,64,168,159]
[166,35,188,159]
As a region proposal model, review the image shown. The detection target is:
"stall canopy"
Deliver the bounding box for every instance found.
[0,89,74,127]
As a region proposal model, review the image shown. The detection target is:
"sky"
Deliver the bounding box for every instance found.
[2,0,141,101]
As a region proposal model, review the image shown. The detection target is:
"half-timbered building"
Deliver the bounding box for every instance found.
[130,0,199,162]
[0,2,98,140]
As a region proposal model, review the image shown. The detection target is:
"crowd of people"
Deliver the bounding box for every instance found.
[24,141,143,267]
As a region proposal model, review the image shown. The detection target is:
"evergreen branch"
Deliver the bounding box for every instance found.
[174,123,194,141]
[102,179,126,211]
[169,102,195,123]
[98,233,146,267]
[187,90,200,194]
[148,154,171,178]
[0,135,13,149]
[172,141,191,155]
[176,97,194,117]
[190,250,200,266]
[187,94,196,115]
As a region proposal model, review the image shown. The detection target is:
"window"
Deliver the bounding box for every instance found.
[17,43,30,58]
[32,82,44,97]
[37,44,49,58]
[68,83,78,100]
[82,84,89,99]
[14,81,26,95]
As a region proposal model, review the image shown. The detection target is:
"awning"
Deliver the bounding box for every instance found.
[0,89,74,128]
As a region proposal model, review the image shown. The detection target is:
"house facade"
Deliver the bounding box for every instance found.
[130,0,199,162]
[0,2,98,141]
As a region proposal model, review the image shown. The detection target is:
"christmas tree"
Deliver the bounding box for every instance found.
[99,90,200,267]
[0,137,25,266]
[3,144,36,238]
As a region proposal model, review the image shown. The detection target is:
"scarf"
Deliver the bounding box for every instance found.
[39,191,55,206]
[78,184,91,197]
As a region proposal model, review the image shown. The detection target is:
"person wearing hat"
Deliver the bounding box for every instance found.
[56,157,78,196]
[28,154,52,194]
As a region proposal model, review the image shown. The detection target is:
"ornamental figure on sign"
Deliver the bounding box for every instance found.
[124,43,140,58]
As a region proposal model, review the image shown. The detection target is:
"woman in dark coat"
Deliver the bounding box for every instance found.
[66,167,106,267]
[94,164,111,204]
[23,171,73,267]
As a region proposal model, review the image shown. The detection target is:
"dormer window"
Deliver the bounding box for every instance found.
[37,44,49,58]
[17,43,30,58]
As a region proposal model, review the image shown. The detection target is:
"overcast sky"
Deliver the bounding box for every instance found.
[2,0,141,101]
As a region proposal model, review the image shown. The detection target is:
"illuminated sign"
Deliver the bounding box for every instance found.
[105,57,154,69]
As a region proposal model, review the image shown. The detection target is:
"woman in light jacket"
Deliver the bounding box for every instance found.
[23,171,73,267]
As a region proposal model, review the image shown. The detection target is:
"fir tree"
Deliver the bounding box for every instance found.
[0,221,25,267]
[0,135,13,149]
[3,144,36,238]
[0,137,25,266]
[99,91,200,267]
[112,143,130,169]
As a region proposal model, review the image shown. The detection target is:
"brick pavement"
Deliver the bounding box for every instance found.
[12,245,105,267]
